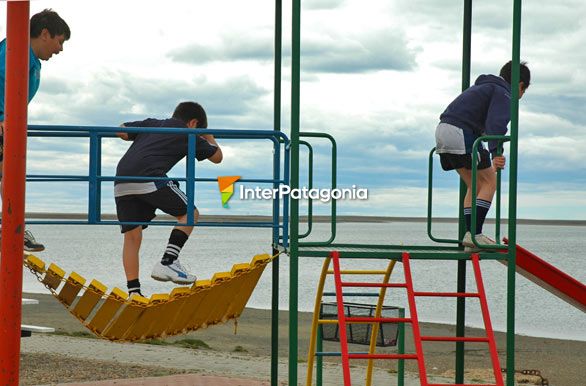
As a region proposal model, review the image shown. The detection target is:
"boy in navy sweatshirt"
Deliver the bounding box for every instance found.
[435,61,530,250]
[116,102,223,296]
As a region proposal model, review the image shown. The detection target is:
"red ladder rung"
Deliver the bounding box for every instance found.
[346,317,412,324]
[421,336,489,342]
[341,282,407,288]
[414,291,479,297]
[348,353,419,360]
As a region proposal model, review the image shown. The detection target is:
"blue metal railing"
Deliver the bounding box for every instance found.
[25,124,291,247]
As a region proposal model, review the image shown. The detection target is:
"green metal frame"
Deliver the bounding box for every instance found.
[286,1,523,385]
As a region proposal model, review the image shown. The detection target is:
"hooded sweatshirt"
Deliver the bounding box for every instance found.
[440,74,511,154]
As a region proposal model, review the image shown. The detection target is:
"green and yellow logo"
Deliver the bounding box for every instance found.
[217,176,240,208]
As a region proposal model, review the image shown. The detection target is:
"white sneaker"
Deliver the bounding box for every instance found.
[463,232,495,252]
[151,260,196,284]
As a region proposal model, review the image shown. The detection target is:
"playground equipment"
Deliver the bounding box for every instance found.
[1,1,584,386]
[23,253,273,341]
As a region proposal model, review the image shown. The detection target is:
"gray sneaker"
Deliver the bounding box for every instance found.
[463,232,495,252]
[24,230,45,252]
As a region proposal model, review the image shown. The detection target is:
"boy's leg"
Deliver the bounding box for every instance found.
[161,209,198,266]
[146,182,198,284]
[457,167,496,232]
[122,226,142,281]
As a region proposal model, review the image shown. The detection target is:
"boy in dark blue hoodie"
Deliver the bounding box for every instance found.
[435,61,530,250]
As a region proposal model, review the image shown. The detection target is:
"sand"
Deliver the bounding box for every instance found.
[17,292,585,385]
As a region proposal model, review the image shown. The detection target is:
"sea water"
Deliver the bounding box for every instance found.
[21,221,585,341]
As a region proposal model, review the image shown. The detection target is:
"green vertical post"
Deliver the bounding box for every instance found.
[456,0,472,383]
[507,1,522,385]
[271,2,282,385]
[289,0,301,385]
[398,308,405,386]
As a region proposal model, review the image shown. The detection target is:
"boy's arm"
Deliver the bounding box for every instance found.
[201,134,223,164]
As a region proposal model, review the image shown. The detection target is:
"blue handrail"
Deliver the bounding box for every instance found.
[24,124,291,247]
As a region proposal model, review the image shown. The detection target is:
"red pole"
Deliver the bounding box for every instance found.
[0,1,30,384]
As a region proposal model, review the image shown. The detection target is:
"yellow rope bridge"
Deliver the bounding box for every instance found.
[24,252,277,342]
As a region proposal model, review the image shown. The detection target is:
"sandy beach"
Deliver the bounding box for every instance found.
[16,292,585,385]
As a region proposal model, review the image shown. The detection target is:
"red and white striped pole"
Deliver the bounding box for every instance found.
[0,1,30,384]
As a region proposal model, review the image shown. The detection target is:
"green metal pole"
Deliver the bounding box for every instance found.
[316,326,323,386]
[289,0,301,384]
[456,1,472,383]
[507,1,522,385]
[398,308,405,386]
[271,2,282,385]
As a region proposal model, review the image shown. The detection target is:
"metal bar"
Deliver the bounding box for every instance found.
[270,3,282,382]
[456,1,473,382]
[186,133,195,225]
[398,308,406,386]
[427,148,459,244]
[0,3,30,384]
[298,140,314,239]
[341,282,407,288]
[331,252,352,385]
[414,291,479,298]
[88,133,99,223]
[288,0,301,384]
[298,132,338,247]
[507,1,523,384]
[471,255,504,385]
[402,253,429,384]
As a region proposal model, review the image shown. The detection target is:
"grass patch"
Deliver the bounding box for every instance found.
[141,338,211,350]
[51,330,97,339]
[233,345,248,353]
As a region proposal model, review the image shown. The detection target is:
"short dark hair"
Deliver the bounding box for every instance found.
[499,60,531,89]
[172,102,208,128]
[30,9,71,40]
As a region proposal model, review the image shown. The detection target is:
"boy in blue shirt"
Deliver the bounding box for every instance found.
[0,9,70,251]
[435,61,531,251]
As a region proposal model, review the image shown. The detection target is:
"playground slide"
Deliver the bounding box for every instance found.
[503,239,586,313]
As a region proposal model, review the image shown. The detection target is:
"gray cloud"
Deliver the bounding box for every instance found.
[169,28,416,74]
[303,0,346,11]
[31,71,270,127]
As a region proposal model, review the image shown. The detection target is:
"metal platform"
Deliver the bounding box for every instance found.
[298,243,508,260]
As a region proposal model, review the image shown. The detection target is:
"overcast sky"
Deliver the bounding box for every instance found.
[2,0,585,220]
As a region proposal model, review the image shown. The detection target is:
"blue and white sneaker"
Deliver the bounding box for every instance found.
[151,260,196,284]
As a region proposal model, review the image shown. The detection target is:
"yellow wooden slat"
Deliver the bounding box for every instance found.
[204,271,239,325]
[102,294,149,340]
[24,254,45,274]
[71,279,107,322]
[58,272,87,307]
[123,293,170,341]
[86,287,127,336]
[164,281,212,336]
[143,287,191,339]
[183,279,233,332]
[224,254,270,319]
[42,263,66,290]
[206,263,254,324]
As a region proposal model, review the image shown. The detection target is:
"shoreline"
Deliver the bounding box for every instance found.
[20,292,586,385]
[14,212,586,226]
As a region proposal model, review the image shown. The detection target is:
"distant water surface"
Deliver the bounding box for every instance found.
[22,221,585,341]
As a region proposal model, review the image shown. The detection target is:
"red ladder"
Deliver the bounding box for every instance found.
[331,251,504,386]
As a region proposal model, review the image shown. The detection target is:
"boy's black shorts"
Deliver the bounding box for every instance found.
[115,181,194,233]
[439,149,492,171]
